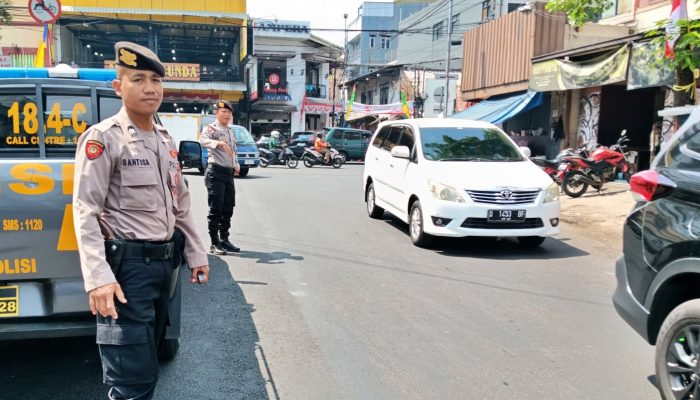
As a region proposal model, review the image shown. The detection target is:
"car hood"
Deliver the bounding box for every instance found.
[421,160,553,190]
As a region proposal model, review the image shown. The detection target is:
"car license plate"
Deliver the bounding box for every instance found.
[0,285,19,317]
[244,159,254,165]
[487,210,526,222]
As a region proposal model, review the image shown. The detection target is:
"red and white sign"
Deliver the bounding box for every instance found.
[28,0,61,24]
[268,73,280,85]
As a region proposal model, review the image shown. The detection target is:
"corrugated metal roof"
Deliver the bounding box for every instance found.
[62,6,247,19]
[163,81,246,92]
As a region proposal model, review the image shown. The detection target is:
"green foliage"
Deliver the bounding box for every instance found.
[545,0,613,28]
[0,0,11,25]
[647,19,700,72]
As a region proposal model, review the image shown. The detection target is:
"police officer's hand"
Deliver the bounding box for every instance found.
[218,141,234,157]
[191,265,210,284]
[234,165,240,176]
[88,282,127,319]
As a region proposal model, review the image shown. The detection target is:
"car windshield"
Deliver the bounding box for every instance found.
[232,126,255,144]
[294,134,313,142]
[421,127,524,162]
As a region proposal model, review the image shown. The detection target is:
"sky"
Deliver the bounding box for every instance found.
[247,0,389,45]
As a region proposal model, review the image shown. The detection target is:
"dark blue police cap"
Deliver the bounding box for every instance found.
[114,41,165,77]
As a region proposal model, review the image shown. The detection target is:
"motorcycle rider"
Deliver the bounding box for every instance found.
[269,130,284,162]
[314,132,332,163]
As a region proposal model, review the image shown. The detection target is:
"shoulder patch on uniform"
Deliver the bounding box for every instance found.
[85,140,105,160]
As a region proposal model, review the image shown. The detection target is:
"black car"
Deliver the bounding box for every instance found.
[288,133,316,157]
[613,111,700,400]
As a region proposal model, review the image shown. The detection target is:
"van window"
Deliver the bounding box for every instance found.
[0,92,40,151]
[345,131,361,141]
[43,94,93,150]
[372,126,391,148]
[331,130,344,140]
[99,96,122,120]
[397,127,415,150]
[381,127,402,151]
[362,132,372,140]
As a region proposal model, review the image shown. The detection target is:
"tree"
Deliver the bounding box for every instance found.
[0,0,12,25]
[545,0,613,28]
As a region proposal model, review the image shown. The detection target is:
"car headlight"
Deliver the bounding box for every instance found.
[542,182,559,203]
[428,180,466,203]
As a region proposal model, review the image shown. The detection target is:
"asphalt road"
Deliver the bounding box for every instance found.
[1,164,658,400]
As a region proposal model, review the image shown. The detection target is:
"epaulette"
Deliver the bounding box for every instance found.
[89,117,120,134]
[154,122,170,136]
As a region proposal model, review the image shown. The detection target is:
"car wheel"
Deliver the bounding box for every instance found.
[238,167,249,177]
[259,158,269,168]
[409,200,433,247]
[366,183,384,219]
[332,157,343,168]
[517,236,546,247]
[158,337,180,361]
[287,157,299,169]
[339,151,349,163]
[655,299,700,400]
[303,158,314,168]
[562,170,589,198]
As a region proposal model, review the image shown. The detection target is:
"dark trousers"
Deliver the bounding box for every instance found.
[205,164,235,241]
[96,257,174,400]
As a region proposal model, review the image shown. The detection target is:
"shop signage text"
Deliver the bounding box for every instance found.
[105,61,201,82]
[253,19,310,39]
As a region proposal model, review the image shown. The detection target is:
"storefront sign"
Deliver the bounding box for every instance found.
[104,61,200,82]
[628,41,674,90]
[345,101,415,115]
[529,46,629,92]
[253,19,310,39]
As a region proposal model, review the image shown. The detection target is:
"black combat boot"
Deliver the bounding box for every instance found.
[210,237,227,255]
[219,236,240,253]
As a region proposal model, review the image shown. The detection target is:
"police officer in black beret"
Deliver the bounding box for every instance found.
[199,100,241,254]
[73,41,210,400]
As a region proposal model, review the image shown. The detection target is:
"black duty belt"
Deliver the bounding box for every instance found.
[208,163,234,174]
[121,240,175,260]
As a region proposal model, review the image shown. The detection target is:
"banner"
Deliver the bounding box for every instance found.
[529,46,630,92]
[345,101,415,115]
[628,41,675,90]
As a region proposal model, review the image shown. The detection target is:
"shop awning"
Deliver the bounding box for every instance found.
[450,91,543,124]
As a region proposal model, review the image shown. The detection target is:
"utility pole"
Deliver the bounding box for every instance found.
[442,0,454,116]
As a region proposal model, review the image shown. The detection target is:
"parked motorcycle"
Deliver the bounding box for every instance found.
[560,131,634,198]
[302,147,344,168]
[530,146,589,185]
[259,147,298,168]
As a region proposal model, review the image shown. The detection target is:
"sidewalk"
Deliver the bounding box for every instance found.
[558,182,635,244]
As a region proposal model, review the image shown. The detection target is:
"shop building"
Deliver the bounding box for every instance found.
[246,19,342,137]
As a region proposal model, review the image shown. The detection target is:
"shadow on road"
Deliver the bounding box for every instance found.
[0,255,273,400]
[231,249,304,264]
[381,216,589,260]
[158,254,273,399]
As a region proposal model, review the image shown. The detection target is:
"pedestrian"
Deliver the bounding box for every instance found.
[73,42,210,400]
[199,100,241,255]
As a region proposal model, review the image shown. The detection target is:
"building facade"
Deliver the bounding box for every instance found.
[246,19,342,137]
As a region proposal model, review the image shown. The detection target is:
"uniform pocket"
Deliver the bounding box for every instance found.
[96,323,157,385]
[119,172,159,211]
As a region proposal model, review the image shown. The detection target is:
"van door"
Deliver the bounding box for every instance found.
[384,126,416,212]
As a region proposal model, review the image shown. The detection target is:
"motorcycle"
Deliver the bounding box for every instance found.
[259,146,298,169]
[560,131,635,198]
[302,146,344,168]
[530,146,589,185]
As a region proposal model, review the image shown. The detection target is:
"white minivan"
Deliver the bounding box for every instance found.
[362,118,560,247]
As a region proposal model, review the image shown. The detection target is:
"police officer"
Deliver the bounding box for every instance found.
[199,100,241,255]
[73,42,209,400]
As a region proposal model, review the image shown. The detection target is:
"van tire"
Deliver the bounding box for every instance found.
[238,167,249,177]
[158,337,180,361]
[366,183,384,219]
[409,200,433,247]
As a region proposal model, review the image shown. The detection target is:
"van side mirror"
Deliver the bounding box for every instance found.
[391,145,411,159]
[179,140,202,166]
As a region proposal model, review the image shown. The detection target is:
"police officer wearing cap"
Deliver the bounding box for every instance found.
[73,42,209,400]
[199,100,241,255]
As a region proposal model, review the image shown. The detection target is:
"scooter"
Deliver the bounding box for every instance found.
[259,147,298,169]
[302,147,344,168]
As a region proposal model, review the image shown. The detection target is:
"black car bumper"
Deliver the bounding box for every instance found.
[612,254,651,343]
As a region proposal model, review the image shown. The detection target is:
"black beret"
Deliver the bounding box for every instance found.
[114,41,165,77]
[215,100,233,112]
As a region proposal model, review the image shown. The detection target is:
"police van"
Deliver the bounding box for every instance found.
[0,65,202,358]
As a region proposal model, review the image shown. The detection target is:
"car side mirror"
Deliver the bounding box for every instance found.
[519,146,532,158]
[391,145,411,159]
[179,140,202,164]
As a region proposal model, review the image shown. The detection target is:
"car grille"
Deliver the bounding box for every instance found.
[237,153,257,158]
[461,218,544,229]
[466,189,540,205]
